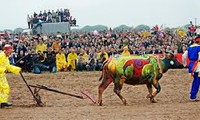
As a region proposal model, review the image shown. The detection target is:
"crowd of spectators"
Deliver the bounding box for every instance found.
[0,25,199,74]
[27,8,76,29]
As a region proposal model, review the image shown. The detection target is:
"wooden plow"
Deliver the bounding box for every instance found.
[28,84,96,106]
[20,72,96,107]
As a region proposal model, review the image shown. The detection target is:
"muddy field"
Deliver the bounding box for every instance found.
[0,69,200,120]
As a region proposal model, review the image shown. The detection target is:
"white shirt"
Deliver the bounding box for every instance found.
[182,44,200,72]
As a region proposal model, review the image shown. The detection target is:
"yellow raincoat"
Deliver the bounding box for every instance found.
[82,53,89,63]
[121,46,130,56]
[142,31,151,38]
[56,52,67,71]
[176,27,187,37]
[67,52,78,71]
[35,43,47,53]
[121,51,130,56]
[0,52,21,103]
[97,52,109,60]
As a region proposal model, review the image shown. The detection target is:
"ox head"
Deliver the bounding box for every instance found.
[165,52,184,69]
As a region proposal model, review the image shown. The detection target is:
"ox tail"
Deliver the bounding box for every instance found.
[99,59,108,81]
[99,57,112,81]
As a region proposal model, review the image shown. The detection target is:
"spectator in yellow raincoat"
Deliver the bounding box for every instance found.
[76,49,89,71]
[56,49,67,72]
[35,39,47,53]
[121,46,130,56]
[67,49,78,71]
[0,44,21,108]
[97,48,109,61]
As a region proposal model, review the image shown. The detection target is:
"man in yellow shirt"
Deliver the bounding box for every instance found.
[56,49,67,72]
[121,46,130,56]
[76,49,89,71]
[67,48,78,71]
[97,48,109,62]
[35,39,47,53]
[0,45,21,108]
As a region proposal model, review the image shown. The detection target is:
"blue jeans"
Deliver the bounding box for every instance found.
[190,72,200,99]
[32,63,49,74]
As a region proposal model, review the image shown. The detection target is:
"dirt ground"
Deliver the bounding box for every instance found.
[0,69,200,120]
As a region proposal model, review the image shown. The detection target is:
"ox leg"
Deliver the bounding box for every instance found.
[113,76,127,105]
[152,81,161,96]
[147,73,161,103]
[113,83,126,105]
[146,83,156,103]
[98,77,112,106]
[150,79,161,103]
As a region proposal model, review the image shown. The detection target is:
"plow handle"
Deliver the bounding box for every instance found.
[20,72,43,106]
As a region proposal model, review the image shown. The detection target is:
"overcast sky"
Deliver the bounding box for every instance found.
[0,0,199,30]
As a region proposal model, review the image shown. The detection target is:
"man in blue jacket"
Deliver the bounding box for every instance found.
[182,36,200,101]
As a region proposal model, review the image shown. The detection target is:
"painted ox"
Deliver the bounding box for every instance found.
[98,53,184,106]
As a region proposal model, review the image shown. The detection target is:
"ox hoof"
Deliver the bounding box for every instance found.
[150,98,157,103]
[98,100,103,106]
[146,94,151,98]
[122,101,127,106]
[123,102,127,106]
[122,98,127,105]
[99,103,103,106]
[146,94,152,98]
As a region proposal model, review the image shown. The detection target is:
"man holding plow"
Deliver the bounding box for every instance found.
[0,44,21,108]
